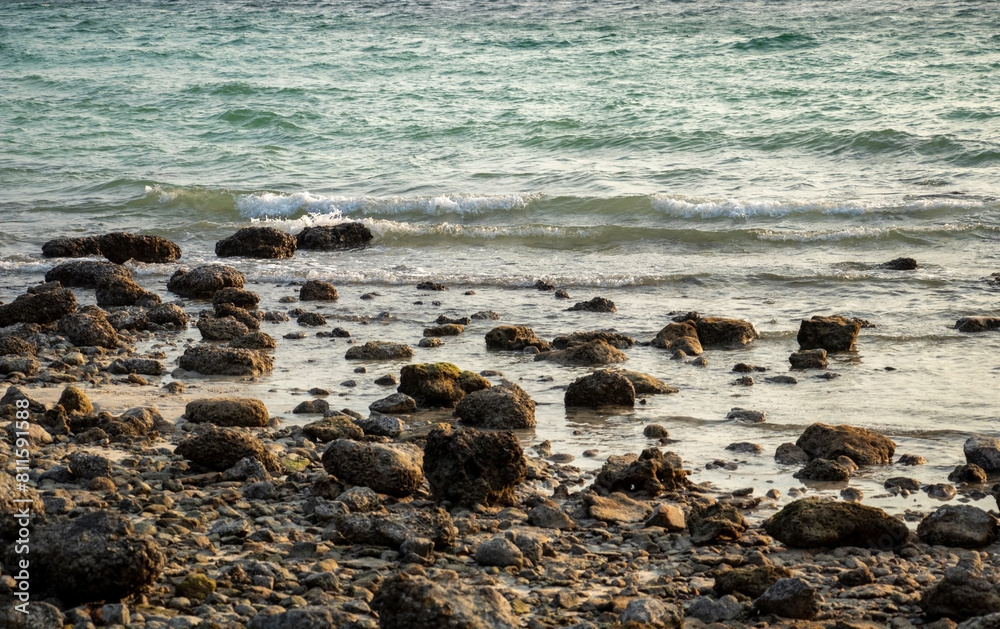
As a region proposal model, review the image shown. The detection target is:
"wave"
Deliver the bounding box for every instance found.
[650,194,999,220]
[236,191,539,219]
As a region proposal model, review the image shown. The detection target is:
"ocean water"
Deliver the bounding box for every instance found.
[2,0,1000,517]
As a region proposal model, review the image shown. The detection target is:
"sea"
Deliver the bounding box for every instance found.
[2,0,999,519]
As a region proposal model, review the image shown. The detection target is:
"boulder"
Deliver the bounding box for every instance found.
[211,287,260,309]
[95,276,160,308]
[1,386,47,413]
[475,536,524,568]
[398,362,490,408]
[552,330,635,349]
[920,568,1000,621]
[214,302,261,330]
[534,338,627,366]
[564,369,635,407]
[10,510,164,607]
[797,315,862,352]
[694,317,759,348]
[484,325,551,351]
[567,296,617,313]
[793,459,852,482]
[789,348,828,369]
[949,463,987,484]
[455,382,535,429]
[59,310,119,348]
[107,358,165,376]
[297,312,327,327]
[0,357,39,376]
[335,507,456,550]
[754,577,822,620]
[645,503,686,531]
[528,499,575,530]
[617,370,679,395]
[97,232,182,264]
[0,285,77,326]
[322,439,424,497]
[369,392,417,415]
[67,452,113,480]
[955,317,1000,333]
[423,323,464,337]
[184,398,270,427]
[775,442,810,465]
[764,497,909,549]
[58,385,93,416]
[302,416,364,442]
[197,315,250,341]
[148,303,189,327]
[167,265,245,298]
[293,399,331,414]
[0,337,36,356]
[584,491,653,523]
[372,573,517,629]
[175,425,282,474]
[917,505,999,548]
[688,501,748,544]
[215,226,296,259]
[354,412,403,438]
[727,408,765,423]
[0,472,45,538]
[715,564,793,599]
[965,435,1000,472]
[299,280,339,301]
[651,321,703,355]
[344,340,414,360]
[296,223,373,250]
[796,423,895,465]
[45,261,132,288]
[229,331,277,350]
[41,235,103,258]
[593,448,689,497]
[423,424,527,507]
[619,598,683,629]
[178,346,273,376]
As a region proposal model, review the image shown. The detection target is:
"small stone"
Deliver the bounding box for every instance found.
[727,408,765,423]
[754,577,821,620]
[643,424,669,439]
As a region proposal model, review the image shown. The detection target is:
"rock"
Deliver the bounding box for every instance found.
[302,416,364,442]
[344,340,414,360]
[67,452,113,479]
[335,507,456,550]
[958,613,1000,629]
[564,369,635,407]
[585,491,653,523]
[619,598,683,629]
[686,595,742,624]
[148,303,189,327]
[294,399,331,415]
[213,303,260,330]
[528,500,575,530]
[616,369,678,394]
[715,564,793,598]
[754,577,821,620]
[920,568,1000,621]
[880,257,918,270]
[790,348,828,369]
[764,497,909,549]
[455,382,535,429]
[197,315,250,340]
[651,321,703,355]
[215,226,296,259]
[0,337,36,356]
[419,337,443,348]
[354,411,403,437]
[0,285,77,326]
[175,425,282,473]
[297,311,327,326]
[964,435,1000,472]
[178,345,273,376]
[416,281,447,291]
[644,424,669,439]
[369,392,417,415]
[59,310,119,348]
[567,296,617,313]
[838,564,875,587]
[372,572,517,629]
[688,501,748,544]
[229,331,277,350]
[299,280,339,301]
[322,439,423,497]
[10,510,164,607]
[898,453,928,466]
[424,323,464,337]
[210,287,260,309]
[423,424,527,507]
[796,423,895,465]
[248,607,353,629]
[42,235,103,258]
[535,339,627,366]
[0,472,45,539]
[45,260,132,288]
[184,397,269,427]
[885,476,921,492]
[797,315,862,352]
[4,420,52,448]
[956,317,1000,333]
[296,222,373,250]
[0,357,39,376]
[552,330,635,349]
[917,505,999,548]
[726,442,762,454]
[398,362,490,408]
[727,408,765,423]
[95,276,160,307]
[484,324,551,351]
[775,442,810,465]
[949,463,988,483]
[97,232,182,264]
[794,458,852,481]
[476,536,524,568]
[694,317,759,348]
[167,265,245,298]
[58,385,93,416]
[176,573,216,600]
[593,448,689,496]
[645,503,686,531]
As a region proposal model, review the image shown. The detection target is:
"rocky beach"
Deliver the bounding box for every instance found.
[2,226,1000,629]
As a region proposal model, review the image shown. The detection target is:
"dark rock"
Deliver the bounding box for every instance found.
[248,606,353,629]
[727,408,765,422]
[793,458,850,481]
[372,572,517,629]
[322,439,423,497]
[920,568,1000,621]
[534,279,555,291]
[790,348,828,369]
[917,505,999,548]
[564,369,635,407]
[59,310,119,348]
[108,358,165,376]
[528,499,575,530]
[97,232,182,264]
[535,338,627,366]
[838,564,875,587]
[300,280,339,301]
[0,337,36,356]
[417,281,447,291]
[302,416,364,442]
[293,399,331,414]
[949,463,988,484]
[344,340,414,360]
[618,598,683,628]
[67,452,113,480]
[297,311,327,327]
[424,424,527,507]
[593,448,689,497]
[754,577,821,620]
[148,303,189,327]
[398,362,490,408]
[567,296,616,313]
[484,325,551,351]
[879,257,918,271]
[435,315,471,325]
[964,435,1000,472]
[453,382,535,430]
[175,425,282,473]
[369,392,417,415]
[475,536,524,567]
[178,346,273,376]
[41,235,103,258]
[185,397,270,427]
[0,473,45,538]
[229,331,277,350]
[45,260,132,288]
[688,501,748,544]
[764,497,909,549]
[471,310,501,320]
[423,323,464,337]
[694,317,759,348]
[95,276,160,308]
[57,385,93,416]
[211,287,260,309]
[215,226,296,259]
[956,317,1000,333]
[214,302,261,330]
[885,476,921,492]
[643,424,669,439]
[354,411,403,437]
[296,223,373,250]
[797,315,862,352]
[335,507,457,550]
[796,423,895,465]
[167,265,245,298]
[0,285,77,326]
[727,442,762,454]
[651,321,703,355]
[551,330,635,349]
[715,565,792,599]
[197,315,250,340]
[0,356,40,376]
[898,453,928,466]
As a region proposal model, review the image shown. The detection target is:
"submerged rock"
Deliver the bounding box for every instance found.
[398,362,490,408]
[796,422,895,465]
[178,346,273,376]
[424,424,527,507]
[552,330,635,349]
[565,369,635,407]
[567,296,617,313]
[879,257,918,271]
[797,314,862,352]
[616,369,679,394]
[651,321,703,355]
[299,279,339,301]
[344,340,414,360]
[167,264,245,298]
[296,222,373,250]
[535,338,627,366]
[215,226,296,259]
[485,324,551,351]
[955,316,1000,333]
[455,382,535,429]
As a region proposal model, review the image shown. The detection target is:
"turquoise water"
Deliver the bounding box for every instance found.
[2,0,1000,514]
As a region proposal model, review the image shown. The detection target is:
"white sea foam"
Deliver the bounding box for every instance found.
[235,191,538,219]
[651,195,996,219]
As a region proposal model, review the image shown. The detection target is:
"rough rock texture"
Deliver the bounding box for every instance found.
[797,315,862,352]
[296,222,373,250]
[564,369,635,407]
[552,330,635,350]
[790,348,829,369]
[619,598,683,629]
[534,338,627,366]
[0,472,45,538]
[455,382,536,429]
[694,317,759,349]
[566,296,617,313]
[59,310,119,348]
[920,568,1000,621]
[354,412,403,438]
[42,235,103,258]
[793,458,852,481]
[302,416,364,442]
[484,325,551,351]
[775,442,810,465]
[148,303,189,327]
[423,424,527,507]
[45,260,132,288]
[372,572,517,629]
[880,257,918,270]
[0,357,40,376]
[248,607,353,629]
[616,370,679,395]
[95,276,160,308]
[715,564,793,598]
[108,358,165,376]
[754,577,822,620]
[299,280,339,301]
[651,321,703,355]
[369,392,417,415]
[335,507,456,550]
[917,505,999,548]
[423,323,465,337]
[949,463,988,483]
[645,503,686,531]
[184,398,270,428]
[764,497,909,549]
[964,435,1000,472]
[585,491,653,523]
[688,501,748,544]
[796,423,896,465]
[0,285,77,326]
[229,331,277,350]
[97,232,182,264]
[178,346,273,376]
[344,340,414,360]
[197,315,250,341]
[475,536,524,568]
[955,317,1000,333]
[211,287,260,309]
[398,362,490,408]
[175,425,282,474]
[322,439,424,497]
[167,265,245,298]
[215,226,297,259]
[0,337,36,356]
[11,510,165,607]
[593,448,689,497]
